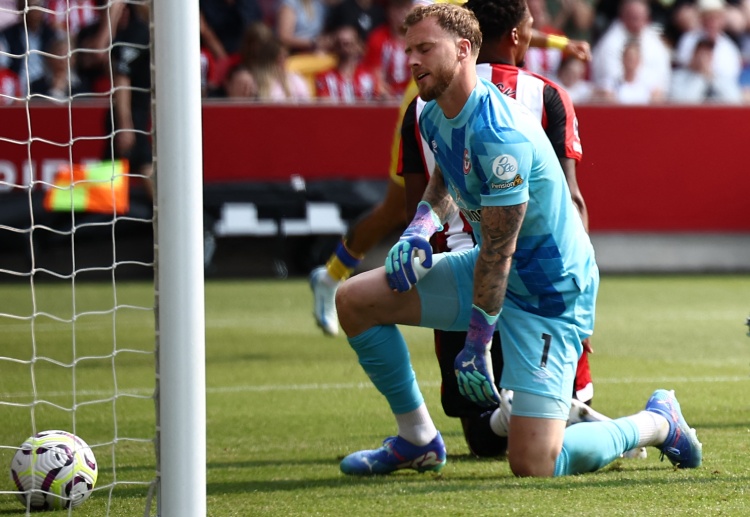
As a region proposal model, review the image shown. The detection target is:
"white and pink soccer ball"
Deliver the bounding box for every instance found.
[9,430,98,510]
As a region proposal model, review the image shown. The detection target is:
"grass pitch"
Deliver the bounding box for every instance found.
[1,275,749,516]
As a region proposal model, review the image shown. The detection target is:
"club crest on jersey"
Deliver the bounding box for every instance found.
[431,140,438,153]
[492,154,518,181]
[463,149,471,174]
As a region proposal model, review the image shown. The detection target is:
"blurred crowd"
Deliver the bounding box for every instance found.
[1,0,749,105]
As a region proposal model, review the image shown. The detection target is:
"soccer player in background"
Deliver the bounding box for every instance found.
[309,0,592,338]
[334,2,701,477]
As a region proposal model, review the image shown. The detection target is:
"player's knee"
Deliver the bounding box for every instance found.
[335,279,374,336]
[508,449,557,477]
[507,447,558,477]
[335,282,355,324]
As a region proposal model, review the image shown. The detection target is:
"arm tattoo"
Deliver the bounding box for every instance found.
[421,165,458,225]
[473,203,527,315]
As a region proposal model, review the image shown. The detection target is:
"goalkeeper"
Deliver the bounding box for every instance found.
[335,2,701,477]
[309,12,592,338]
[368,0,647,458]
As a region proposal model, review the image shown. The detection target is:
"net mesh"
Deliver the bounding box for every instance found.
[0,1,156,514]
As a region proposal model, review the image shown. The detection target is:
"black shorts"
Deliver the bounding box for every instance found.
[434,329,504,418]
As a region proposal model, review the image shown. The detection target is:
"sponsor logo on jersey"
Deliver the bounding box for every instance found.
[494,81,517,98]
[463,149,471,174]
[490,174,524,189]
[492,154,518,181]
[459,207,482,223]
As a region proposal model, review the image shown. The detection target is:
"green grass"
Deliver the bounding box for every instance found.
[1,275,750,516]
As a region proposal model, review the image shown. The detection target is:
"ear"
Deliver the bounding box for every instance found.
[510,28,520,46]
[457,38,472,60]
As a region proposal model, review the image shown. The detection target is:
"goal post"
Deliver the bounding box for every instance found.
[152,0,207,516]
[0,0,206,514]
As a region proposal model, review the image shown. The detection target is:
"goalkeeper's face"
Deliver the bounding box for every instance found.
[405,18,464,102]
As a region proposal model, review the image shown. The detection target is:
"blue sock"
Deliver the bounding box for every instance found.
[554,418,640,476]
[348,325,424,414]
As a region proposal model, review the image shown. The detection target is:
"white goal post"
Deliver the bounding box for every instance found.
[0,0,206,514]
[152,0,206,515]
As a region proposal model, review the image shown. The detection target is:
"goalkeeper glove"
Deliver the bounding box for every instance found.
[455,305,501,407]
[385,201,443,292]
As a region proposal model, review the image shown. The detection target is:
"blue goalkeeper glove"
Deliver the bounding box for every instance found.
[455,305,501,407]
[385,201,443,292]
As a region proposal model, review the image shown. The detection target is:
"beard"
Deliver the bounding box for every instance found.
[417,62,455,102]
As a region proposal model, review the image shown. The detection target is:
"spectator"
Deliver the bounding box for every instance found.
[524,0,565,78]
[102,3,153,197]
[0,0,18,31]
[275,0,328,54]
[362,0,412,99]
[35,35,83,100]
[0,65,20,105]
[0,0,60,96]
[597,38,664,103]
[722,0,750,41]
[314,24,383,102]
[742,34,750,101]
[594,0,678,44]
[325,0,386,43]
[230,22,312,102]
[200,46,217,97]
[591,0,672,96]
[670,37,743,102]
[74,20,112,95]
[555,55,595,103]
[47,0,98,40]
[200,0,264,86]
[545,0,596,43]
[674,0,743,90]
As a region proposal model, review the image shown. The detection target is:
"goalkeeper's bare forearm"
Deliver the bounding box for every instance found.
[419,165,458,227]
[473,203,525,316]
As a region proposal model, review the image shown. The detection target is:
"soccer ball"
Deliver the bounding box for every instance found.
[9,430,98,511]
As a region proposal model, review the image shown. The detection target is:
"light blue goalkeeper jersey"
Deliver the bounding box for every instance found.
[418,77,596,317]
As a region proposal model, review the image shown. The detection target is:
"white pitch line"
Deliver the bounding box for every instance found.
[208,376,750,394]
[1,376,747,400]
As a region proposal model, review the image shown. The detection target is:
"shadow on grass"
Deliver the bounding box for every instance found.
[208,471,750,496]
[206,453,504,472]
[0,486,153,515]
[206,455,749,496]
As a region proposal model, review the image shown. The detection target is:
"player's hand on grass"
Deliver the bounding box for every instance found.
[455,305,501,407]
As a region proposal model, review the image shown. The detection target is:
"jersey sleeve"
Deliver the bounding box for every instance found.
[473,128,533,208]
[542,83,583,162]
[398,96,427,177]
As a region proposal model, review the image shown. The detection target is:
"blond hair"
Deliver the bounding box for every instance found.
[403,3,482,55]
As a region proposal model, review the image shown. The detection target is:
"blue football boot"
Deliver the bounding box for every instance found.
[340,432,447,475]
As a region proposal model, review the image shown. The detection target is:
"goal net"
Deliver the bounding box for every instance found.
[0,1,205,515]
